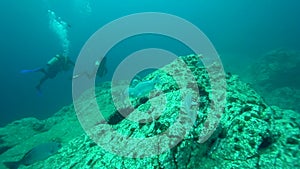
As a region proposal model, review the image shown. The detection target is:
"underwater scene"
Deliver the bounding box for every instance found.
[0,0,300,168]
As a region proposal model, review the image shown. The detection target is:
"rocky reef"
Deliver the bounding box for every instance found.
[246,49,300,113]
[0,54,299,168]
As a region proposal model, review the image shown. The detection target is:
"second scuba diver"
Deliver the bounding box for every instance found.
[72,57,107,79]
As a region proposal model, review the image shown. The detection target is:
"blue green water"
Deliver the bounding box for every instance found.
[0,0,299,126]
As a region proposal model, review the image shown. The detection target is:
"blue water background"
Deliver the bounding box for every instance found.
[0,0,299,126]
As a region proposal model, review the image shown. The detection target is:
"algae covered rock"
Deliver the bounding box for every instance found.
[0,117,49,156]
[1,54,300,169]
[0,105,83,169]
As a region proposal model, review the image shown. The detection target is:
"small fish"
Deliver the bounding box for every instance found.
[183,94,198,126]
[3,142,61,169]
[128,76,160,97]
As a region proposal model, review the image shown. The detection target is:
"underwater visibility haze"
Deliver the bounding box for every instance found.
[0,0,299,168]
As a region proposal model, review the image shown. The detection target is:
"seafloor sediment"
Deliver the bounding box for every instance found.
[0,54,299,169]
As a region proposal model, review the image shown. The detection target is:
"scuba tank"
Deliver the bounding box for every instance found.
[47,54,70,72]
[47,54,60,66]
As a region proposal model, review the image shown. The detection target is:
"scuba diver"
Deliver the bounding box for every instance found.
[21,54,75,92]
[72,57,107,79]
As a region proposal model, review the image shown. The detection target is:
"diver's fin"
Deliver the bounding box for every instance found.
[20,69,35,74]
[3,161,20,169]
[20,67,42,74]
[35,86,43,96]
[36,90,43,96]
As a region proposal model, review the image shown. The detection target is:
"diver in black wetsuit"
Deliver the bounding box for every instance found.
[21,54,75,92]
